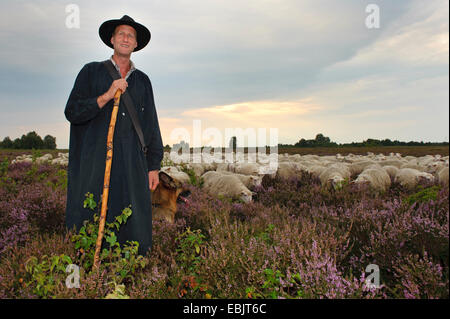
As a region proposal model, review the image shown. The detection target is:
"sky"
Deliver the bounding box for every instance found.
[0,0,448,149]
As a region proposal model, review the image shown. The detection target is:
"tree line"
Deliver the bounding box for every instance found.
[0,131,57,150]
[278,133,449,148]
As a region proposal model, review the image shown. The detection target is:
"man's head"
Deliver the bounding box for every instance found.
[99,15,151,52]
[111,24,138,56]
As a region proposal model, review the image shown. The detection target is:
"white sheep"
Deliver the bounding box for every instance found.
[201,171,254,203]
[437,167,449,187]
[216,163,235,173]
[394,168,435,190]
[353,168,391,193]
[381,165,399,181]
[379,159,405,169]
[234,163,261,176]
[349,160,377,176]
[219,171,263,189]
[425,161,447,175]
[160,166,180,173]
[400,162,427,172]
[319,163,351,189]
[162,170,191,185]
[306,165,327,179]
[275,162,306,179]
[185,163,206,178]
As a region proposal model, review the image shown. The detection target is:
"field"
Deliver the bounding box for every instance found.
[0,146,448,299]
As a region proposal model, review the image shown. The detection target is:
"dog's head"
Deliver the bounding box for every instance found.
[159,171,182,190]
[152,171,191,223]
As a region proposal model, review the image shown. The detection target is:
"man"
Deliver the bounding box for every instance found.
[64,15,163,255]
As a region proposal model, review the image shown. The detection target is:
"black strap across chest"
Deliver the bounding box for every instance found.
[102,59,148,155]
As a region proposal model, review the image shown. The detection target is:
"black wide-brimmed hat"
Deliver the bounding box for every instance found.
[99,15,151,52]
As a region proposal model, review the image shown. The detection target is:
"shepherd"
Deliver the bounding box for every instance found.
[64,15,164,257]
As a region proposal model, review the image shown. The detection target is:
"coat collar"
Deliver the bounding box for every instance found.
[110,55,136,80]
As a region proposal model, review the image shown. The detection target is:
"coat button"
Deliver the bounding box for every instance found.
[122,112,125,116]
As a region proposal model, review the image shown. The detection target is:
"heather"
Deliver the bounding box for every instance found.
[0,155,448,299]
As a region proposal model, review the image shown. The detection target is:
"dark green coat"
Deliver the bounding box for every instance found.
[64,61,163,255]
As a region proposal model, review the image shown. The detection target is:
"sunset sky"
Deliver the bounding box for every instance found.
[0,0,448,148]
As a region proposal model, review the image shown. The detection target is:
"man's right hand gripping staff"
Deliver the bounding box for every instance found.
[97,78,129,109]
[64,65,129,124]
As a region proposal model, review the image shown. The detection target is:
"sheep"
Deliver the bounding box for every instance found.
[319,163,351,189]
[201,171,254,203]
[437,167,449,187]
[306,165,327,179]
[35,153,53,164]
[185,163,206,178]
[349,160,377,176]
[365,163,383,170]
[161,169,191,185]
[274,162,306,179]
[51,158,68,166]
[425,161,447,175]
[417,155,436,167]
[394,168,435,190]
[234,162,261,176]
[400,162,427,172]
[216,163,235,173]
[353,168,391,193]
[379,159,405,169]
[219,171,263,189]
[381,165,399,182]
[160,166,180,173]
[11,154,32,164]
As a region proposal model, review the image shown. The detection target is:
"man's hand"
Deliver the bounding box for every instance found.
[148,170,159,191]
[97,79,129,109]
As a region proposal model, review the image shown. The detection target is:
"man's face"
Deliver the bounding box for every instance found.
[110,24,138,56]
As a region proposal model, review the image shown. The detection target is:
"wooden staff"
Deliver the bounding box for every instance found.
[93,89,122,269]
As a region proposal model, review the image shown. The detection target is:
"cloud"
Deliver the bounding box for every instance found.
[320,0,448,77]
[158,98,325,147]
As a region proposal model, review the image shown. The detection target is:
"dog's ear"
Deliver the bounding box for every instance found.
[159,171,178,190]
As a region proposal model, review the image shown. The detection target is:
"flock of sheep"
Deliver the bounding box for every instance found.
[11,153,69,166]
[161,151,449,202]
[10,151,450,203]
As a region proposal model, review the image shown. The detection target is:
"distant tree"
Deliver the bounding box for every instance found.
[20,131,44,149]
[12,138,22,149]
[43,135,57,149]
[295,138,308,147]
[0,136,13,149]
[315,133,330,145]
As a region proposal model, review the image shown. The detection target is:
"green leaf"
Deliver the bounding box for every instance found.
[81,237,88,248]
[62,255,72,265]
[50,256,59,272]
[101,248,109,259]
[106,232,117,247]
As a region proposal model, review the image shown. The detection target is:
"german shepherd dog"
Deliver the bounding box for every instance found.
[151,171,190,223]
